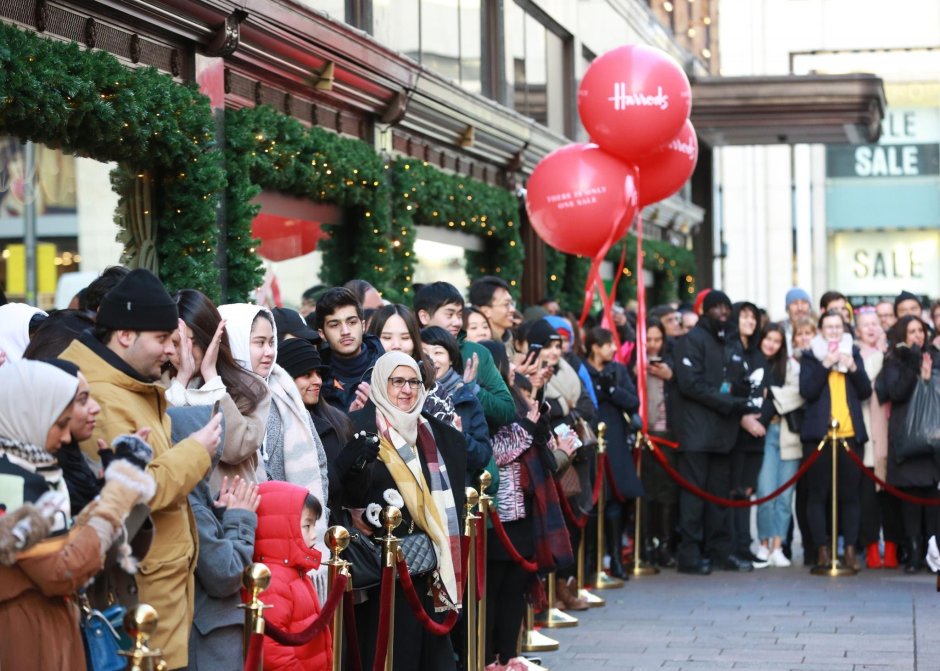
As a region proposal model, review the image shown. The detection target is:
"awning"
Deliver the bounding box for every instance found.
[691,73,886,146]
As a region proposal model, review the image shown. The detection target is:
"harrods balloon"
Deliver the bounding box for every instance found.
[578,44,692,161]
[525,143,638,258]
[636,119,699,207]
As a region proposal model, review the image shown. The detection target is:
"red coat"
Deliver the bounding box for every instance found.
[251,481,331,671]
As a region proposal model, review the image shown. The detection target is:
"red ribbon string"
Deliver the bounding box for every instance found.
[647,436,822,507]
[395,558,461,635]
[264,573,349,647]
[635,211,649,434]
[487,509,539,572]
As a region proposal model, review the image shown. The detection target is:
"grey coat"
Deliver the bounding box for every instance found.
[187,479,257,670]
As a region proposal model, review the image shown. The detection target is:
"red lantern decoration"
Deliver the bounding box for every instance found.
[578,44,692,161]
[525,143,638,258]
[636,119,699,207]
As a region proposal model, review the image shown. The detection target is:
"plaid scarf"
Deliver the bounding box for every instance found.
[376,412,463,611]
[521,440,573,573]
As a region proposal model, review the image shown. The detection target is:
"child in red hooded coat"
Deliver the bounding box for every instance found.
[251,480,331,670]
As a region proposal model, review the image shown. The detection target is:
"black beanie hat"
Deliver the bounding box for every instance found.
[277,338,328,379]
[95,269,178,332]
[702,290,732,313]
[894,290,920,310]
[527,318,561,348]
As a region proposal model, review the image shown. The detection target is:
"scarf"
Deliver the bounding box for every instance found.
[521,437,573,573]
[423,369,461,428]
[545,358,582,416]
[810,333,854,373]
[0,303,47,362]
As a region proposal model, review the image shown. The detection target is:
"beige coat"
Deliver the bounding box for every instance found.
[61,339,211,669]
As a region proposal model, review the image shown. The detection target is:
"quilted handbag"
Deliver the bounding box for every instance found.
[399,531,437,577]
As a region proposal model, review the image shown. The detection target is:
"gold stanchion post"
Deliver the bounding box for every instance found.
[810,419,857,577]
[535,572,578,628]
[119,603,168,671]
[477,471,492,670]
[519,603,556,670]
[379,506,402,671]
[576,531,605,607]
[465,486,480,671]
[632,432,659,576]
[325,526,351,671]
[593,423,624,589]
[238,562,272,670]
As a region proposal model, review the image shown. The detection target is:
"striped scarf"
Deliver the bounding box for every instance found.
[522,440,573,573]
[376,411,462,611]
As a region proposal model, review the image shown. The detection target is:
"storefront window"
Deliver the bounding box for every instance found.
[0,139,120,308]
[412,225,483,293]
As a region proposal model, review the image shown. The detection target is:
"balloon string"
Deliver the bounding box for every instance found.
[635,210,648,434]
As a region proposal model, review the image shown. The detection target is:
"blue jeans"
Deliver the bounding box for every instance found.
[756,423,798,541]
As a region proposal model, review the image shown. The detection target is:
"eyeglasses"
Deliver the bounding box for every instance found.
[492,300,516,309]
[388,377,421,390]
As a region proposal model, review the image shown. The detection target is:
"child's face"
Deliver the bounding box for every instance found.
[300,507,318,549]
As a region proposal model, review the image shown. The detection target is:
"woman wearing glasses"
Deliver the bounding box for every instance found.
[351,351,467,670]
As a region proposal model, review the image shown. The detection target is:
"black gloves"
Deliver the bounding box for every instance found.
[335,431,381,475]
[99,434,154,470]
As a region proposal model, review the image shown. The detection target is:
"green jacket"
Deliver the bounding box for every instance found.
[458,336,515,428]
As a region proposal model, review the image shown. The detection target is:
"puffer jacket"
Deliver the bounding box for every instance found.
[251,480,331,671]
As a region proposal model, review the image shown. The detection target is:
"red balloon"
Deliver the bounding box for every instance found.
[525,144,638,258]
[636,120,699,207]
[578,45,692,161]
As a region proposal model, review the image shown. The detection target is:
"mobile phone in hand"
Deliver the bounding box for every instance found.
[211,399,221,416]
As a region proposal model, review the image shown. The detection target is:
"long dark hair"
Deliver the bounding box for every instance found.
[174,290,267,415]
[368,304,435,389]
[886,315,930,352]
[760,322,788,383]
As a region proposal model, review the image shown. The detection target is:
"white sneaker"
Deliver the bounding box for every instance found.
[769,548,791,567]
[754,545,770,562]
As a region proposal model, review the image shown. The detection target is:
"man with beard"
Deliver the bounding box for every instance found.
[60,268,221,669]
[672,290,753,575]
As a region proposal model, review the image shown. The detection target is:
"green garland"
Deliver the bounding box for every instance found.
[223,105,391,301]
[390,159,524,299]
[0,22,225,299]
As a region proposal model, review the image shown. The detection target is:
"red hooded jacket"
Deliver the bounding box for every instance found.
[250,481,331,671]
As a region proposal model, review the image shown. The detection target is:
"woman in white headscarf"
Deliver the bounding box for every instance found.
[218,304,330,591]
[351,351,467,671]
[0,360,155,671]
[0,302,47,363]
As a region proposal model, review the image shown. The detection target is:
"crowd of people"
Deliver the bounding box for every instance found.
[0,269,939,671]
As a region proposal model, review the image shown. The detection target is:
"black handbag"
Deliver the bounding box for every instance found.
[344,527,437,590]
[783,408,805,434]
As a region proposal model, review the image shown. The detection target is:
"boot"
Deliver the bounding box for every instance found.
[605,512,625,578]
[866,543,883,569]
[884,541,900,569]
[844,545,861,571]
[905,537,924,574]
[555,577,589,611]
[816,544,832,569]
[656,505,678,568]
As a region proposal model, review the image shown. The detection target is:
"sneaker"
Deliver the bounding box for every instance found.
[753,545,771,562]
[769,548,791,567]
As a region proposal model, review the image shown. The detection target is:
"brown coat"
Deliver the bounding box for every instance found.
[0,525,103,671]
[61,338,211,669]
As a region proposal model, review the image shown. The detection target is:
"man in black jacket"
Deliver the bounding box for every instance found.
[672,290,755,574]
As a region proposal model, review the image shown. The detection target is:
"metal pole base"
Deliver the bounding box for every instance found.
[521,628,560,652]
[535,607,579,628]
[591,572,625,589]
[632,563,660,577]
[578,588,605,607]
[810,561,857,577]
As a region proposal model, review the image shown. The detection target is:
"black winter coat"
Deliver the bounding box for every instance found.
[878,345,940,488]
[798,346,871,444]
[672,316,749,453]
[587,361,643,498]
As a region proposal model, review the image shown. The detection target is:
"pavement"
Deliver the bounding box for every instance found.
[532,564,940,671]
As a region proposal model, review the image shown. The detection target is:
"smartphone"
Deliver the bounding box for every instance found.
[648,355,663,364]
[211,399,221,416]
[828,340,839,352]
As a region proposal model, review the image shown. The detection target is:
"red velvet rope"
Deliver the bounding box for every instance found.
[555,478,590,528]
[487,508,539,572]
[395,557,461,635]
[842,446,940,506]
[648,434,679,449]
[343,590,362,671]
[264,573,349,647]
[372,565,395,671]
[648,437,823,507]
[244,631,264,671]
[475,516,486,601]
[601,452,627,504]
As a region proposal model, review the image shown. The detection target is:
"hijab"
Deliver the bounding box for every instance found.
[218,303,278,379]
[0,360,78,453]
[370,351,427,445]
[0,303,47,362]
